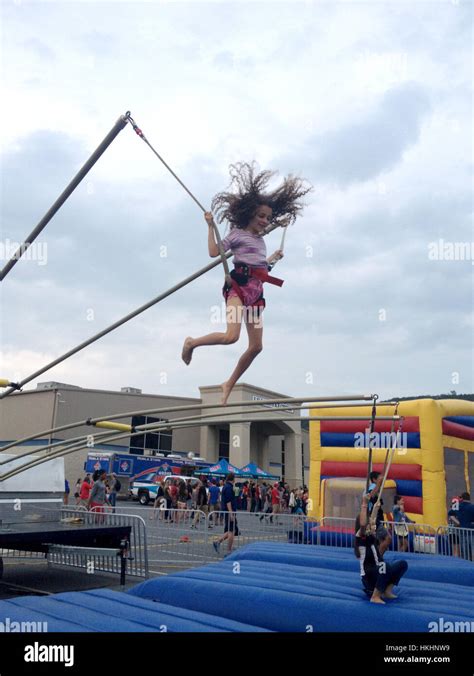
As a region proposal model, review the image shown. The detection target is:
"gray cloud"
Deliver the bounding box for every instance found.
[289,83,431,185]
[0,1,472,401]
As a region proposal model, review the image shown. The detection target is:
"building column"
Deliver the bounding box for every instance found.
[200,425,218,463]
[284,431,303,488]
[260,435,271,473]
[229,422,251,468]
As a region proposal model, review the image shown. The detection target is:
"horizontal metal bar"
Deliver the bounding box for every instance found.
[135,415,401,432]
[0,406,400,468]
[0,394,384,454]
[47,545,121,558]
[0,412,402,482]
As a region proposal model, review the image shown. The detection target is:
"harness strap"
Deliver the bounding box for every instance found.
[234,265,284,287]
[230,278,245,303]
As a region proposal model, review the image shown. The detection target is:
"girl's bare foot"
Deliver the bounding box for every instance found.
[382,584,398,599]
[221,382,232,405]
[181,337,195,365]
[370,595,386,604]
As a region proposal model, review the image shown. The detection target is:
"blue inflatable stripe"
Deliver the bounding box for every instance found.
[445,416,474,428]
[395,479,422,497]
[320,432,421,448]
[319,476,422,498]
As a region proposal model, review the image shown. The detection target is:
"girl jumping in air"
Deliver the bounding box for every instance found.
[181,162,311,404]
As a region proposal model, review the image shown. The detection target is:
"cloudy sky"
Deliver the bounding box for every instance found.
[0,0,472,404]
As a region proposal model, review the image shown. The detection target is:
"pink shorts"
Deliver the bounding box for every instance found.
[223,278,265,309]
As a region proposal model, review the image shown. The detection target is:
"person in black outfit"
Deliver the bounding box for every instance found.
[354,495,408,604]
[364,471,389,538]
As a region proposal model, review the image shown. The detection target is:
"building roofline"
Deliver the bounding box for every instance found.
[12,385,201,402]
[199,382,295,399]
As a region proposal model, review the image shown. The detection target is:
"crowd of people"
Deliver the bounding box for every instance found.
[68,471,310,520]
[71,471,122,511]
[147,476,310,520]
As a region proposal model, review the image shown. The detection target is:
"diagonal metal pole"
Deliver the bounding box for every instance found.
[0,253,229,398]
[0,222,283,399]
[0,113,130,281]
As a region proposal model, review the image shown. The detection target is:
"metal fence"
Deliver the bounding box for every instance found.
[0,547,45,562]
[313,516,438,554]
[96,505,306,573]
[46,507,149,579]
[436,525,474,561]
[45,503,474,576]
[0,508,66,563]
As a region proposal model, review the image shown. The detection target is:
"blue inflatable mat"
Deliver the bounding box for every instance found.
[129,568,471,632]
[0,588,268,632]
[225,543,474,587]
[174,560,474,612]
[129,543,474,632]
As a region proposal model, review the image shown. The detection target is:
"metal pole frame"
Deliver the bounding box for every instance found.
[0,412,401,482]
[0,394,385,454]
[0,408,400,469]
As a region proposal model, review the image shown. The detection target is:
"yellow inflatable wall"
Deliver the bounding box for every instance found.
[309,398,474,528]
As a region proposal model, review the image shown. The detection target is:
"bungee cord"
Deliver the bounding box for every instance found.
[126,111,232,284]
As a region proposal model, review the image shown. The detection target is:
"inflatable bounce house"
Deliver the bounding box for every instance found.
[309,398,474,528]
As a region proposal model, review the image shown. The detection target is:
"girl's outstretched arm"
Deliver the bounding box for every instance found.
[205,211,220,257]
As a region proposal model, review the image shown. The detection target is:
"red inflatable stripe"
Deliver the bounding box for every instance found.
[442,419,474,441]
[320,461,422,481]
[401,496,423,514]
[320,416,419,433]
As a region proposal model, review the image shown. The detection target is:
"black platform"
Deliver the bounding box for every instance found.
[0,520,131,554]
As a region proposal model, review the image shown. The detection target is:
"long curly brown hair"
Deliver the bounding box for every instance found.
[211,162,312,230]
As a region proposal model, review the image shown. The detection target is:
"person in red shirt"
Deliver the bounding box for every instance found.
[79,474,92,507]
[168,480,179,521]
[271,483,281,521]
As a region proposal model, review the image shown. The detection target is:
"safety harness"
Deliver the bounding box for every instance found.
[224,263,284,306]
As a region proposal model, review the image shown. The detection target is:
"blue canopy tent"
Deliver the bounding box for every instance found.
[239,462,279,480]
[197,459,246,477]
